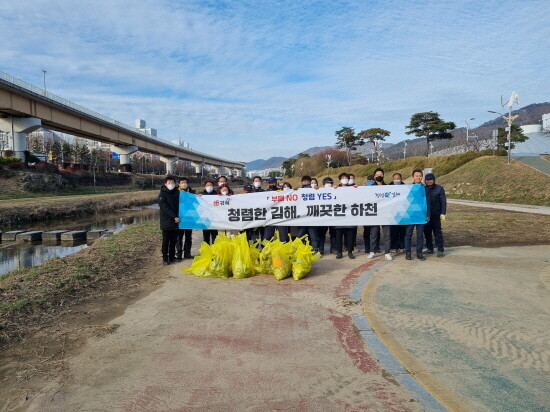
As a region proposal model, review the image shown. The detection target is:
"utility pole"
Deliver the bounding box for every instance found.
[403,141,407,159]
[488,92,520,164]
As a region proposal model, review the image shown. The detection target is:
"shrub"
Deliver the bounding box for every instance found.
[0,156,21,165]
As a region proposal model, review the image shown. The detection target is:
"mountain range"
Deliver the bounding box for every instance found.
[246,102,550,168]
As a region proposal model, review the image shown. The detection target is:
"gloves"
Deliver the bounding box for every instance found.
[440,214,446,222]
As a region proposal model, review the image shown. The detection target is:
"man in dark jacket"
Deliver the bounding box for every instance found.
[158,176,180,265]
[175,177,195,260]
[367,168,392,260]
[423,173,447,257]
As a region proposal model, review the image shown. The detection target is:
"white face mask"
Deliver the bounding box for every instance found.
[324,183,332,188]
[349,179,355,185]
[253,181,261,188]
[221,190,229,195]
[393,180,401,185]
[180,183,188,189]
[205,186,214,193]
[340,179,349,185]
[311,183,318,188]
[218,181,225,186]
[283,186,291,191]
[166,183,176,190]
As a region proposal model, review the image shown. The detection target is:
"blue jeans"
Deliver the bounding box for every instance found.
[405,224,425,255]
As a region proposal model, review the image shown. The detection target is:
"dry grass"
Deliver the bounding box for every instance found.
[444,204,550,247]
[0,190,159,226]
[0,222,162,346]
[438,157,550,206]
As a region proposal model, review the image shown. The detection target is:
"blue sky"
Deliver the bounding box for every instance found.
[1,0,549,161]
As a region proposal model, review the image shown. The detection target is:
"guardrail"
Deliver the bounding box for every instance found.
[0,71,244,166]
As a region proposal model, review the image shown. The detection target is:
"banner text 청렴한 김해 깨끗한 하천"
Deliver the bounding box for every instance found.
[178,184,428,231]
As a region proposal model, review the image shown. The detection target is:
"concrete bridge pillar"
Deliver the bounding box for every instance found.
[0,116,41,159]
[190,161,202,175]
[160,156,179,175]
[209,165,220,175]
[110,145,138,172]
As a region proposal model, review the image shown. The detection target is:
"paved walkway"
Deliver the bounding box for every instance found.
[366,245,550,412]
[516,156,550,175]
[25,256,428,412]
[448,199,550,215]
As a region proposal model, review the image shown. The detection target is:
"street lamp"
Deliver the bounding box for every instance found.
[464,118,476,149]
[41,69,47,93]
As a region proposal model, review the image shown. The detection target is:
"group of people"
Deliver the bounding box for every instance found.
[157,170,447,265]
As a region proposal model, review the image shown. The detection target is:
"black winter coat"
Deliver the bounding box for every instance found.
[158,186,180,230]
[426,183,447,215]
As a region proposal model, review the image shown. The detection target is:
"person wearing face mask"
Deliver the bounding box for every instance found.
[200,180,218,244]
[334,173,355,259]
[367,168,393,261]
[217,176,234,195]
[389,173,406,252]
[282,182,293,190]
[218,183,232,196]
[311,177,319,190]
[252,176,264,192]
[404,169,429,261]
[317,177,336,255]
[363,175,378,254]
[423,173,446,257]
[347,173,360,252]
[296,176,319,250]
[158,176,180,265]
[264,177,288,242]
[175,177,195,261]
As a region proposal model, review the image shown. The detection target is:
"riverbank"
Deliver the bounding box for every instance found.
[0,190,159,226]
[0,222,162,345]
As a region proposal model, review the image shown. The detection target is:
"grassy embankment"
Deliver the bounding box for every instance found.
[285,150,550,206]
[0,222,161,346]
[0,190,159,226]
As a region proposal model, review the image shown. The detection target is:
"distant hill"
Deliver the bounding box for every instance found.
[246,147,334,170]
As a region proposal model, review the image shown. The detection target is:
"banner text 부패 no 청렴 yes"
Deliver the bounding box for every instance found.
[178,185,428,231]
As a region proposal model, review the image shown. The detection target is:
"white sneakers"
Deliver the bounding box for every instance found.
[385,253,393,261]
[367,252,375,259]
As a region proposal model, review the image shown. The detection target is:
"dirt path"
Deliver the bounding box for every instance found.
[12,256,424,412]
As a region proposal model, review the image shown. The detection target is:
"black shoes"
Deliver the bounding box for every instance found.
[348,252,355,259]
[336,252,343,259]
[437,251,444,257]
[184,254,193,259]
[163,260,170,265]
[417,253,426,261]
[405,253,412,260]
[426,249,435,254]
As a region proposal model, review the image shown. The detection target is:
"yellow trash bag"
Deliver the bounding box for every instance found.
[209,233,234,279]
[184,241,215,277]
[270,239,293,280]
[291,237,321,280]
[255,239,274,275]
[231,233,258,279]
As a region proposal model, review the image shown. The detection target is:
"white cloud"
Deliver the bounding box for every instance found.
[0,0,549,161]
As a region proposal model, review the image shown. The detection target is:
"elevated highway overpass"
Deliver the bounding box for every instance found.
[0,72,245,175]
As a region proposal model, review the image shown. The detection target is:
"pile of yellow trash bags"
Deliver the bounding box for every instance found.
[184,232,321,281]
